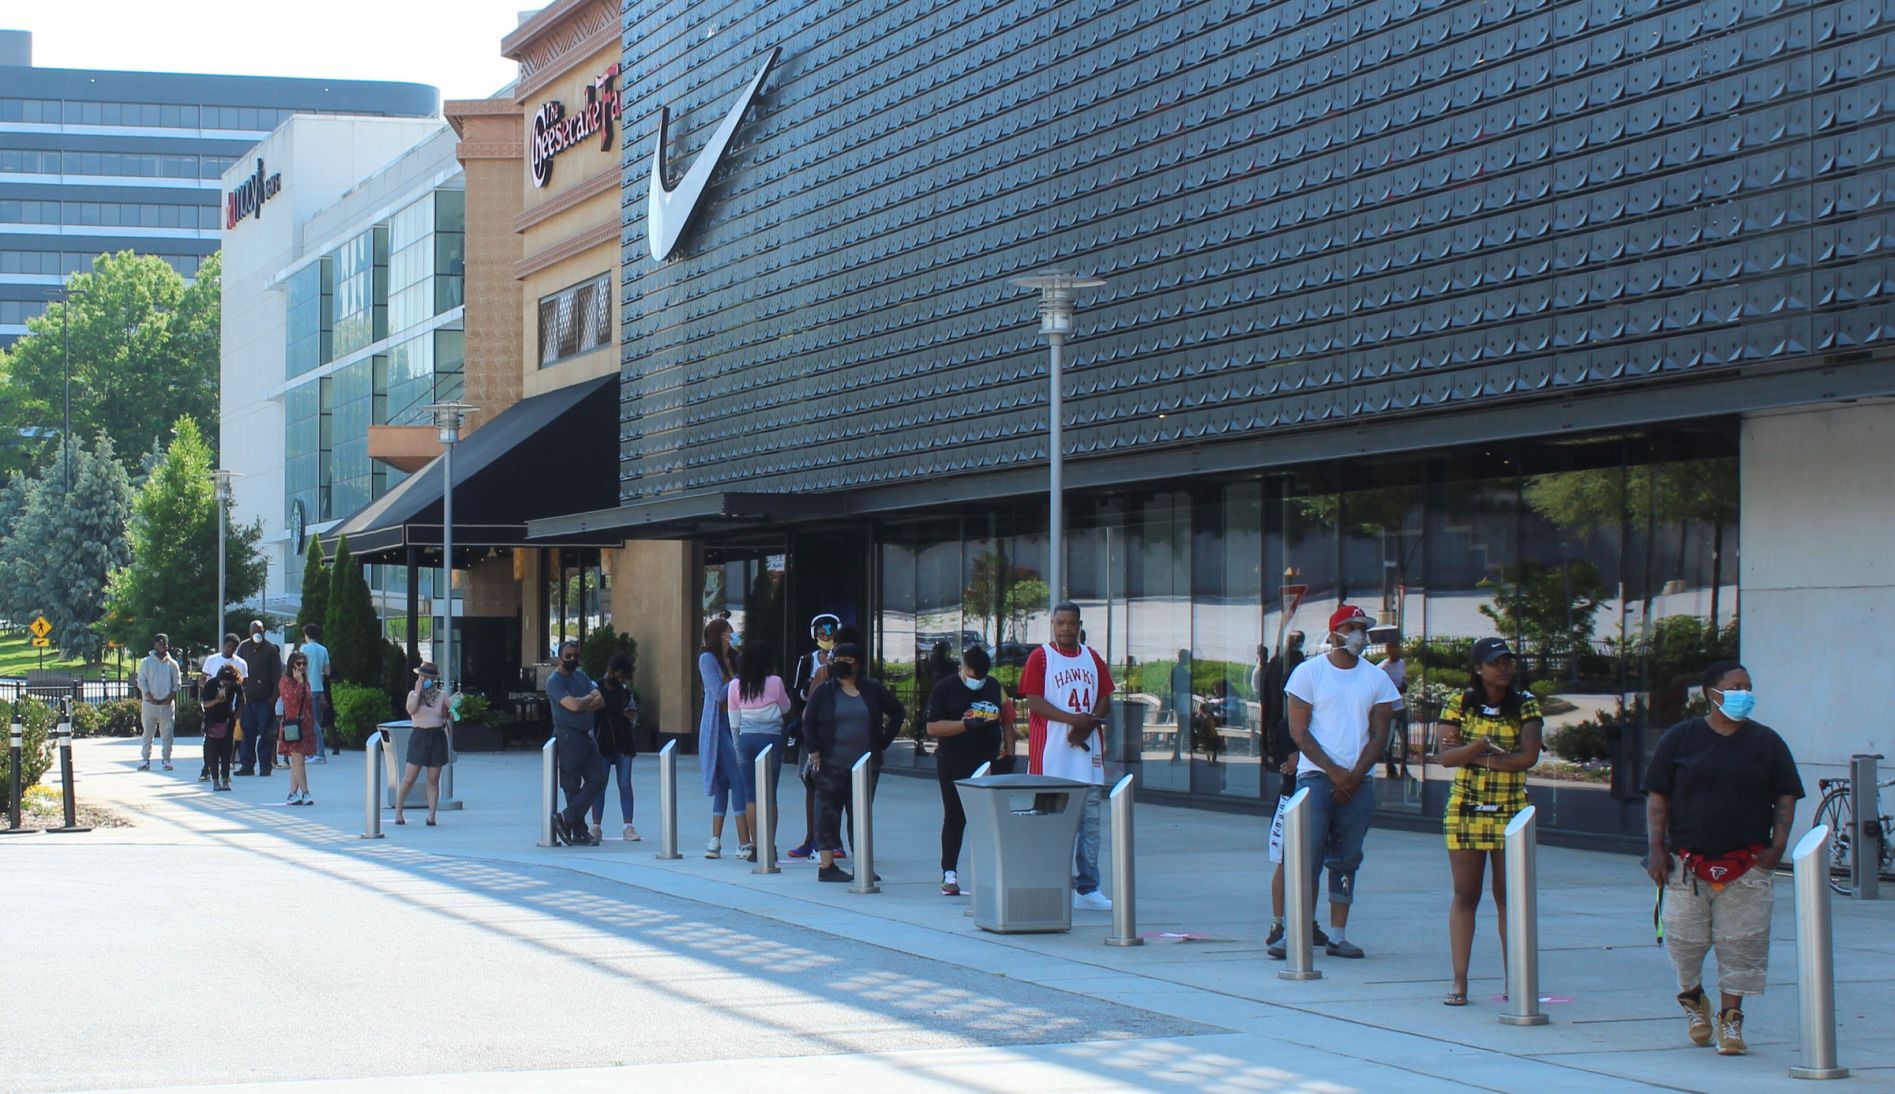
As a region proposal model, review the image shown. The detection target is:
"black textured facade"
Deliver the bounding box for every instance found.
[617,0,1895,507]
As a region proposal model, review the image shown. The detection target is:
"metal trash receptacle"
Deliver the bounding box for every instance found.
[956,773,1089,933]
[377,720,459,809]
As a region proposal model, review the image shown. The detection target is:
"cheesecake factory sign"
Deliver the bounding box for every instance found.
[225,157,282,229]
[530,63,624,188]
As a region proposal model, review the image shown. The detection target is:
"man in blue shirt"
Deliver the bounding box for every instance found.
[299,624,335,764]
[545,640,607,846]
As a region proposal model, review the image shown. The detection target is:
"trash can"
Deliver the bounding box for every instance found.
[955,773,1090,933]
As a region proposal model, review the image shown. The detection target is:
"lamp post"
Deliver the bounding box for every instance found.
[212,469,239,650]
[423,403,475,694]
[44,284,88,493]
[1007,271,1106,602]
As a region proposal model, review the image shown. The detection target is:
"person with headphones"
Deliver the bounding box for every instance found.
[786,612,841,861]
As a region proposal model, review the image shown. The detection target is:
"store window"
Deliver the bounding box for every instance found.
[331,227,387,359]
[536,272,612,368]
[285,259,332,379]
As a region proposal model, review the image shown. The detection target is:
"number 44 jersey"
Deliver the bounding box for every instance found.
[1021,641,1115,785]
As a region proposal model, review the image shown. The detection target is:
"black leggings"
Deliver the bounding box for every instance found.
[935,749,989,872]
[813,754,877,853]
[205,735,232,782]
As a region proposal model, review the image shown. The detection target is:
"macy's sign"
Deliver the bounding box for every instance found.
[226,157,282,229]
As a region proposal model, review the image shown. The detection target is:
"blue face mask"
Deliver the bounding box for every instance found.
[1711,687,1755,721]
[963,675,985,690]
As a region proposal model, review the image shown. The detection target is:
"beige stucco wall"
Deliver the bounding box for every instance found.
[610,541,695,736]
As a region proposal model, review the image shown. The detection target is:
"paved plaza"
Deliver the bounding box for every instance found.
[7,738,1892,1092]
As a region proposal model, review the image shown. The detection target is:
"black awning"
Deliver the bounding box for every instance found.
[321,376,620,562]
[525,490,845,541]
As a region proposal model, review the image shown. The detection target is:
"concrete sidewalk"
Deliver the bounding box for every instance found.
[15,737,1895,1092]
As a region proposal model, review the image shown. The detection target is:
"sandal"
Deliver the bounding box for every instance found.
[426,818,437,826]
[1443,990,1469,1007]
[395,816,406,825]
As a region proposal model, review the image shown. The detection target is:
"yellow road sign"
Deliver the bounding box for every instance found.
[28,615,51,639]
[31,637,50,648]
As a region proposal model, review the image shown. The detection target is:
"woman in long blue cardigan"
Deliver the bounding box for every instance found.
[699,618,751,858]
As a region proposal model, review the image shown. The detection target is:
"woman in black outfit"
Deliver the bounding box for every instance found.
[924,644,1013,896]
[801,642,905,883]
[200,664,241,791]
[590,653,640,842]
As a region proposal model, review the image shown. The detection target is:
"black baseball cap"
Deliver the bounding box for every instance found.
[1472,637,1516,664]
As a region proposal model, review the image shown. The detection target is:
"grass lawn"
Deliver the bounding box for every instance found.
[0,633,108,679]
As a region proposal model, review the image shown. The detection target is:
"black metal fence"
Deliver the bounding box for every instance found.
[0,678,138,706]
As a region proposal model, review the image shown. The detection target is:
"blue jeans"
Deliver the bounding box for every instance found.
[1073,785,1104,895]
[1296,770,1375,907]
[589,753,635,826]
[238,699,276,771]
[736,732,783,807]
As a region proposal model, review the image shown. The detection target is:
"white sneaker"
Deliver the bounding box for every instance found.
[704,836,722,859]
[1073,889,1113,911]
[624,825,641,842]
[589,823,603,841]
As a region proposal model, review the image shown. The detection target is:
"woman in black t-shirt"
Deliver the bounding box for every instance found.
[924,644,1013,896]
[1642,660,1803,1057]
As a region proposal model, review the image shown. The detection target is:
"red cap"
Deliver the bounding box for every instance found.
[1328,604,1375,633]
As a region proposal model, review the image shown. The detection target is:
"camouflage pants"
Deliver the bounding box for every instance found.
[1663,863,1774,997]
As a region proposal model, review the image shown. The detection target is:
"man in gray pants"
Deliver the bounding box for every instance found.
[136,634,180,771]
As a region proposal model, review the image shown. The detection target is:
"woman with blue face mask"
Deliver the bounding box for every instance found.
[1642,660,1804,1057]
[923,644,1013,896]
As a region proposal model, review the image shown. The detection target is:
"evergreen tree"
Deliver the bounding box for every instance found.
[295,536,328,642]
[0,471,38,621]
[17,437,135,658]
[322,536,381,687]
[103,417,264,654]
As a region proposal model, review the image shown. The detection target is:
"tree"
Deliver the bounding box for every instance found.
[4,437,134,658]
[0,471,36,620]
[103,417,263,657]
[296,536,329,641]
[1478,560,1608,666]
[2,250,221,476]
[323,536,382,688]
[963,549,1050,644]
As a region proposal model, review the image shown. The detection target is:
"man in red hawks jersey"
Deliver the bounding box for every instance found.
[1020,600,1115,910]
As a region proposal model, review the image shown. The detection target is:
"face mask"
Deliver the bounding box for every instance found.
[420,678,434,690]
[1336,630,1368,656]
[1711,687,1755,721]
[561,657,578,671]
[963,675,985,690]
[816,636,835,651]
[831,661,856,680]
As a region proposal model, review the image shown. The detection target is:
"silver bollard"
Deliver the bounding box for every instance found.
[962,761,994,914]
[1277,787,1320,981]
[1106,773,1141,946]
[1850,754,1881,900]
[849,753,878,894]
[536,736,556,847]
[1790,824,1850,1080]
[1499,805,1549,1026]
[655,739,682,859]
[360,736,384,839]
[753,742,779,874]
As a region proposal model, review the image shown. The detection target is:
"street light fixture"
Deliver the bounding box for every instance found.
[423,402,475,695]
[212,469,240,654]
[44,283,88,493]
[1007,270,1106,603]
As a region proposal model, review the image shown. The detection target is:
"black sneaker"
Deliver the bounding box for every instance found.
[1325,939,1365,959]
[818,864,853,883]
[1266,922,1284,948]
[235,768,254,777]
[1313,923,1330,947]
[1267,923,1330,959]
[549,812,570,846]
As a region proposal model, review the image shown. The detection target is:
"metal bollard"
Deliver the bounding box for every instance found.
[1850,754,1882,900]
[2,714,32,835]
[753,742,779,874]
[1277,787,1320,980]
[961,760,994,913]
[45,701,89,834]
[849,753,878,894]
[1106,773,1141,946]
[1499,805,1549,1026]
[1790,824,1850,1079]
[361,736,384,839]
[655,739,681,860]
[536,737,557,847]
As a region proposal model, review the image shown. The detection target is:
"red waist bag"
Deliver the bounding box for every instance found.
[1679,844,1763,891]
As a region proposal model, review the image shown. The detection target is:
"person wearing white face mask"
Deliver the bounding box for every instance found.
[924,644,1015,896]
[1272,604,1402,961]
[1643,661,1803,1056]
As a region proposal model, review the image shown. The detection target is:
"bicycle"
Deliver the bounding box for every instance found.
[1811,774,1895,895]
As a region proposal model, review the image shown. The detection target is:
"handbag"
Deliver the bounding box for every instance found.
[282,720,301,743]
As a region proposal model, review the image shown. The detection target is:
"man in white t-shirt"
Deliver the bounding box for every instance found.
[1272,605,1401,960]
[199,634,248,783]
[1022,601,1115,910]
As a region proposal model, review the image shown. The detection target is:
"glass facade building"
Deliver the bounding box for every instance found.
[0,33,436,345]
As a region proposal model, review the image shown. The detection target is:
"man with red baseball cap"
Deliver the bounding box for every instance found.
[1269,603,1402,960]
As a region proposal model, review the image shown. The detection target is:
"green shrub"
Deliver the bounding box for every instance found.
[449,692,510,729]
[70,702,104,738]
[97,698,143,736]
[379,639,410,710]
[175,691,203,737]
[1547,717,1612,763]
[580,624,637,682]
[0,698,55,806]
[1527,679,1560,701]
[330,682,391,750]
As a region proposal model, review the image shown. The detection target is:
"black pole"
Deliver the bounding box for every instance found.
[61,294,71,493]
[47,698,90,834]
[2,713,33,834]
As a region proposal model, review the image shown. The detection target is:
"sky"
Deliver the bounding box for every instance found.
[6,0,536,101]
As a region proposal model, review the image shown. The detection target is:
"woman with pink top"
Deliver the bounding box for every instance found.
[728,641,792,863]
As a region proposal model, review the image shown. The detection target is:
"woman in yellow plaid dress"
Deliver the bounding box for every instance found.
[1436,637,1543,1006]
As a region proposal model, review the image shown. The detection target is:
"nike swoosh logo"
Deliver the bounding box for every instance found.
[648,47,779,262]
